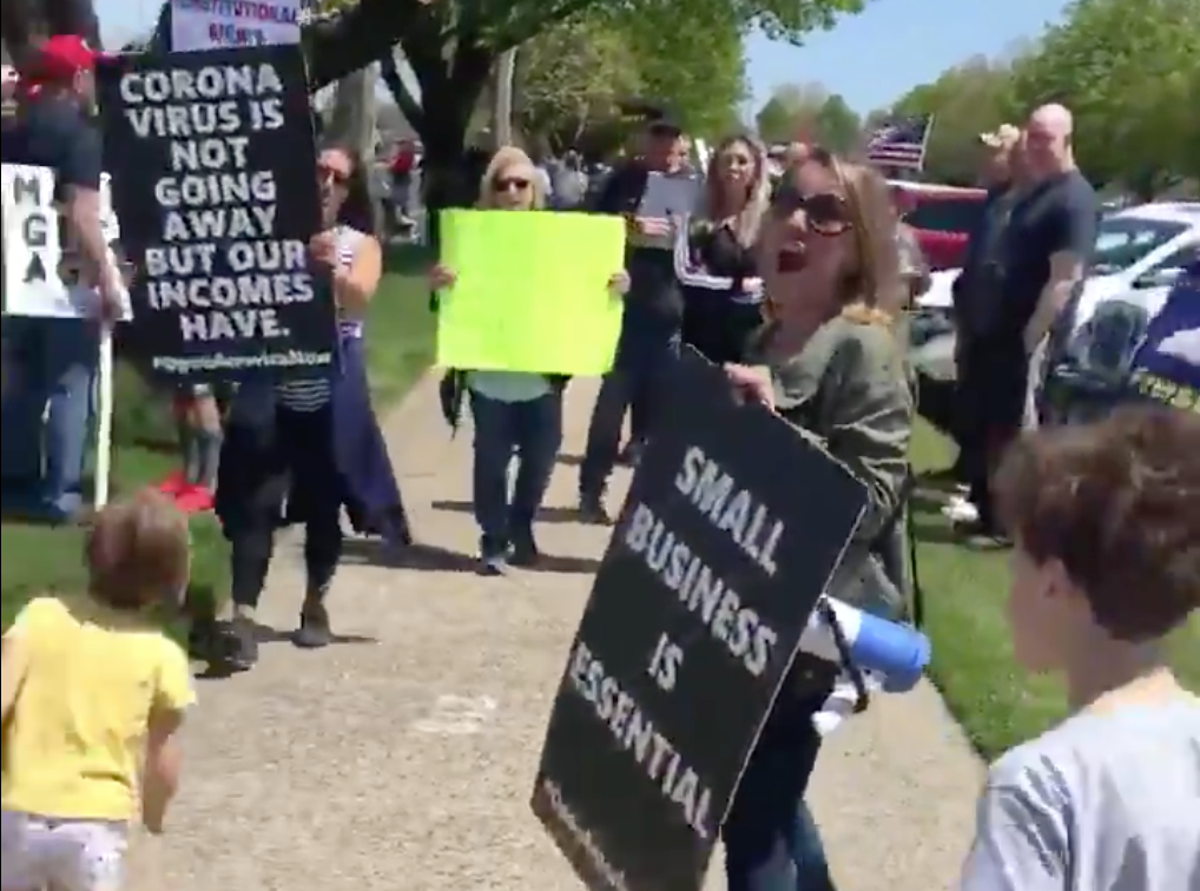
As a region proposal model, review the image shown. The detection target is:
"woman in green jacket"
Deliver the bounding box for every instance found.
[722,147,915,891]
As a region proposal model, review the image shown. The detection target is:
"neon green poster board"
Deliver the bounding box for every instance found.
[436,210,627,375]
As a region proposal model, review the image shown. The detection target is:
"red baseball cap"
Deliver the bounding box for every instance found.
[27,35,106,84]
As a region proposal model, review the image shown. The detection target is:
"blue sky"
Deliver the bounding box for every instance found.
[99,0,1070,114]
[746,0,1071,113]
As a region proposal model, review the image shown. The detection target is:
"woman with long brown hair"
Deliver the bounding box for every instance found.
[675,134,770,364]
[721,148,914,891]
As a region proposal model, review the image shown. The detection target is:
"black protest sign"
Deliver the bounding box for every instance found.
[96,44,336,381]
[531,349,868,891]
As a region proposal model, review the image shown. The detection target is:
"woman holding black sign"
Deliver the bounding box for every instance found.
[213,143,409,671]
[676,134,769,365]
[430,146,628,574]
[719,149,914,891]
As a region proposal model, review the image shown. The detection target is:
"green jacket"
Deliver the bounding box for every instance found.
[758,315,915,617]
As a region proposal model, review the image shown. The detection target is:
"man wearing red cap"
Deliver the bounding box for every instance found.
[1,35,122,522]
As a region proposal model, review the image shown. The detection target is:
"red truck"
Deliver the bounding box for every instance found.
[889,181,987,270]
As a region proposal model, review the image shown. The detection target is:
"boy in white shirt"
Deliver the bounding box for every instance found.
[961,406,1200,891]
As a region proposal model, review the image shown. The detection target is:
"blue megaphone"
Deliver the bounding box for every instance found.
[798,597,931,692]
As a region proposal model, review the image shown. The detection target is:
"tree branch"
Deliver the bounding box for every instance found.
[379,52,425,134]
[304,0,427,90]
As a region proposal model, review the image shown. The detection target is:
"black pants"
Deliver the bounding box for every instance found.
[958,337,1027,530]
[580,336,678,498]
[228,404,345,610]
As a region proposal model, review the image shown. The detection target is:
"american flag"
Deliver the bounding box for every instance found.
[865,116,933,171]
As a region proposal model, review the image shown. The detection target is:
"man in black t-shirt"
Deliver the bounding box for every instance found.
[577,110,693,522]
[958,104,1097,542]
[1,36,120,522]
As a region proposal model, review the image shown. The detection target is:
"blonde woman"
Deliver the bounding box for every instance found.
[430,147,628,573]
[675,134,770,364]
[721,148,914,891]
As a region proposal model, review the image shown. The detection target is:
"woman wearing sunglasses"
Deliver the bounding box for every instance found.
[675,134,770,364]
[212,143,409,670]
[722,149,914,891]
[430,146,628,574]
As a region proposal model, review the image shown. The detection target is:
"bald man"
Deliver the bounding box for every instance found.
[957,103,1097,543]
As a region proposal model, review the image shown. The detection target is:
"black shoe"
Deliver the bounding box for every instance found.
[578,492,611,525]
[509,530,541,567]
[223,617,259,670]
[293,601,333,649]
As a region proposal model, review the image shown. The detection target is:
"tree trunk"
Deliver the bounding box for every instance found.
[381,41,493,243]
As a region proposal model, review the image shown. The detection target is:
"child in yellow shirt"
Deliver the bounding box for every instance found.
[1,489,195,891]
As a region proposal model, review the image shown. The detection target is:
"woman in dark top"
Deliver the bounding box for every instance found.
[212,143,410,671]
[676,134,769,364]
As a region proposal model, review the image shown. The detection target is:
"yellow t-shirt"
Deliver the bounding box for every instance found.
[1,596,195,821]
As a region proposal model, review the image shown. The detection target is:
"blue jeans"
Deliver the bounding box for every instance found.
[469,389,563,552]
[0,317,97,517]
[722,690,837,891]
[579,335,677,497]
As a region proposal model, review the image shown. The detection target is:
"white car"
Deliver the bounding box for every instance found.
[910,202,1199,392]
[917,202,1199,318]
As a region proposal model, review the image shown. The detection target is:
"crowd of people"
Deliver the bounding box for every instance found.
[1,32,1198,891]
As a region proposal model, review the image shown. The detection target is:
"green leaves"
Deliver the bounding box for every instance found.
[754,84,861,152]
[887,0,1200,192]
[1013,0,1200,192]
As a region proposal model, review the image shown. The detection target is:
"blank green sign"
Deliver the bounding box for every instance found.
[436,210,627,375]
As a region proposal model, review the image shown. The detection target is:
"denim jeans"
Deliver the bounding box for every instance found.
[0,317,97,517]
[469,389,563,552]
[579,336,677,497]
[723,689,837,891]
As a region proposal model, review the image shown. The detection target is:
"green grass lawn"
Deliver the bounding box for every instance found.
[1,246,434,631]
[912,421,1200,761]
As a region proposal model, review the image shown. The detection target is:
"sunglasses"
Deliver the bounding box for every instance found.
[318,164,350,186]
[493,177,531,192]
[772,185,851,235]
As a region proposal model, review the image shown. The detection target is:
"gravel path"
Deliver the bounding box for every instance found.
[125,375,983,890]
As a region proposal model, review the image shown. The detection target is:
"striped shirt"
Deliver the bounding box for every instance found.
[275,226,366,411]
[673,217,764,305]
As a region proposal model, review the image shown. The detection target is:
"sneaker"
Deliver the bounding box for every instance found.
[223,617,259,670]
[578,493,611,525]
[293,601,332,649]
[941,495,980,525]
[510,530,541,567]
[479,551,508,576]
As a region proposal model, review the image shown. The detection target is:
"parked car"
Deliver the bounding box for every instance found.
[1047,246,1199,423]
[909,202,1199,424]
[890,181,988,270]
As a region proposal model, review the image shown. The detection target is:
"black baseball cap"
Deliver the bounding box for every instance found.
[619,99,682,136]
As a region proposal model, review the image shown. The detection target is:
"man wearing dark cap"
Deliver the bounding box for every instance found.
[577,106,695,522]
[1,35,121,522]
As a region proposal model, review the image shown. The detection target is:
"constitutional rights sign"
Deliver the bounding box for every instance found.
[531,349,869,891]
[96,43,336,381]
